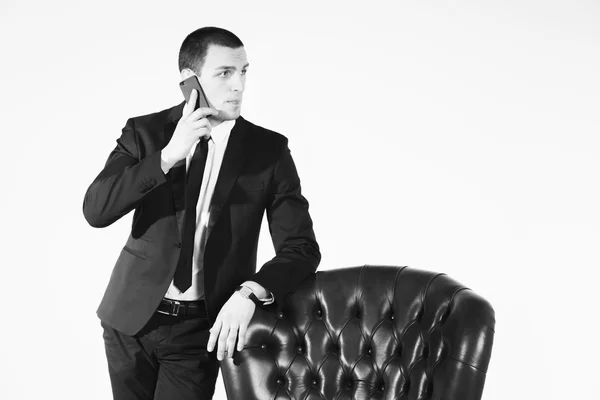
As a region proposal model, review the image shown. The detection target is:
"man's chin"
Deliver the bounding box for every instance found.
[215,108,241,121]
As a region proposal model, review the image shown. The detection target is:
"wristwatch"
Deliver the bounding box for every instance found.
[235,285,263,307]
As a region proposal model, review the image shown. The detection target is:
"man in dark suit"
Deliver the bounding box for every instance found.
[83,26,320,400]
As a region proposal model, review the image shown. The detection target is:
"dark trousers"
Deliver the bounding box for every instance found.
[101,311,219,400]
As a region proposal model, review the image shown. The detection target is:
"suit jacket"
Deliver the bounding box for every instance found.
[83,101,321,335]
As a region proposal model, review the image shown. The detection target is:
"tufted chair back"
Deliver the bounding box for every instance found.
[221,265,495,400]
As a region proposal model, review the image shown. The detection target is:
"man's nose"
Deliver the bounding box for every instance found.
[230,72,245,92]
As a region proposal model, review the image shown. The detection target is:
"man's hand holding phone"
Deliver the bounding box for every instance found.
[160,89,217,174]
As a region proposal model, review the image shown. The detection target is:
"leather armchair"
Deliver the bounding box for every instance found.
[221,265,495,399]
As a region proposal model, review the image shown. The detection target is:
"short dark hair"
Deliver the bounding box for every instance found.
[178,27,244,75]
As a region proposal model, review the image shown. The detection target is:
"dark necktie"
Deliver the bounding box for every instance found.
[173,136,210,292]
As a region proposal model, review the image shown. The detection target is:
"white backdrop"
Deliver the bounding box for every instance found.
[1,1,598,399]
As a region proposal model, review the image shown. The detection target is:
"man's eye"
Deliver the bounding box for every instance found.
[241,69,247,75]
[220,70,231,77]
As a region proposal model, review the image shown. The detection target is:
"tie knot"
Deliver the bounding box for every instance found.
[197,135,210,150]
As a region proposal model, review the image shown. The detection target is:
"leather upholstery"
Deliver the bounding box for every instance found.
[220,265,495,400]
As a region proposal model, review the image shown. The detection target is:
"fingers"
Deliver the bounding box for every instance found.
[188,116,212,132]
[188,105,219,121]
[179,108,212,141]
[207,319,222,353]
[182,89,198,118]
[207,298,255,360]
[237,323,247,352]
[208,322,242,360]
[226,326,238,358]
[208,319,237,360]
[217,325,231,360]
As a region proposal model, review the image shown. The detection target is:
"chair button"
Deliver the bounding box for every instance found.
[261,344,266,349]
[277,312,284,319]
[296,346,303,354]
[276,378,284,385]
[311,379,318,386]
[367,348,372,355]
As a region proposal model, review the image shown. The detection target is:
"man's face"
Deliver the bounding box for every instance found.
[195,44,248,121]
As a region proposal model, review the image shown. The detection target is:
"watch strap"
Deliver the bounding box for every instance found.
[235,285,263,307]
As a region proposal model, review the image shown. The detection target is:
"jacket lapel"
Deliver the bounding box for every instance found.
[204,116,249,243]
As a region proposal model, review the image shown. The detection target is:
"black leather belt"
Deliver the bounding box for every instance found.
[156,298,207,318]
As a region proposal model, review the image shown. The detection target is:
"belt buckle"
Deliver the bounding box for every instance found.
[157,299,182,316]
[170,301,181,316]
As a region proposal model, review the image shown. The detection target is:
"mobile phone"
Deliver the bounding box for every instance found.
[179,75,210,111]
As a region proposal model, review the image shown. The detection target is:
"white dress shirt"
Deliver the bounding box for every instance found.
[162,119,273,304]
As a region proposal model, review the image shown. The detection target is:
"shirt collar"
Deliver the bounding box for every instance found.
[210,119,236,144]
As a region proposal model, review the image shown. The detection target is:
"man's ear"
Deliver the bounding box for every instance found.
[180,68,196,81]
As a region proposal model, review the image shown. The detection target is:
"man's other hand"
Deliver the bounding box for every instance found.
[207,292,256,360]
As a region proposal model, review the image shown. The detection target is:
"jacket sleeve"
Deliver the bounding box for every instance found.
[249,138,321,312]
[82,118,167,228]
